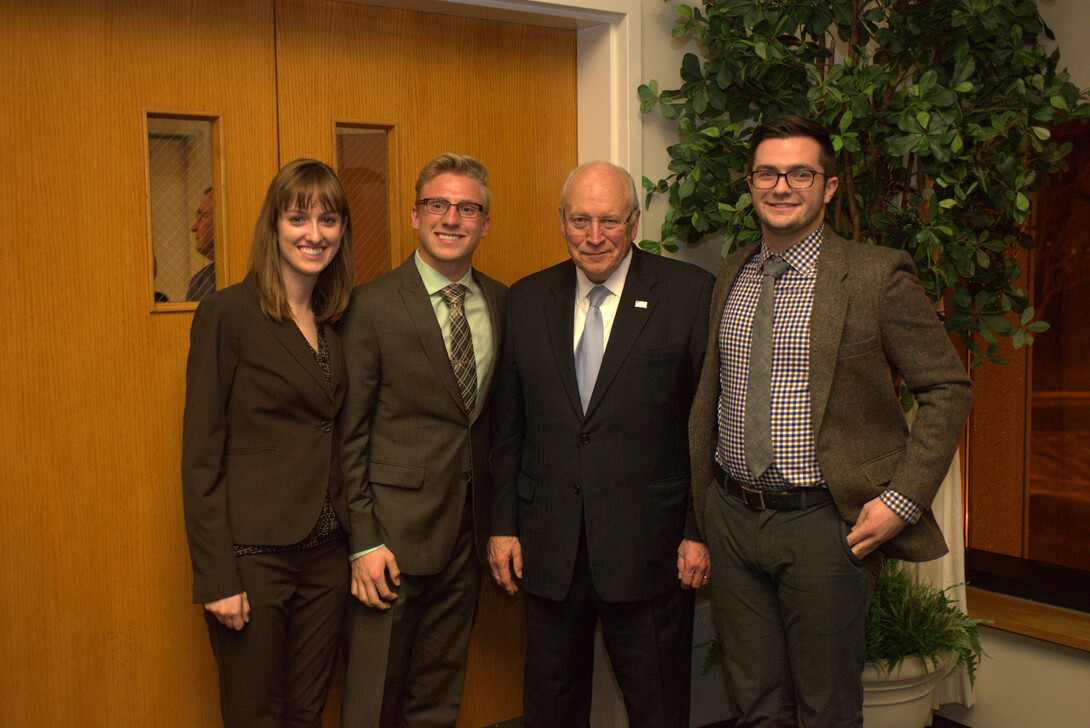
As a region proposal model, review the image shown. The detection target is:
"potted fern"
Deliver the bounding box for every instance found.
[862,558,986,728]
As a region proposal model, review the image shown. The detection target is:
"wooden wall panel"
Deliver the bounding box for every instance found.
[967,313,1031,556]
[0,1,279,725]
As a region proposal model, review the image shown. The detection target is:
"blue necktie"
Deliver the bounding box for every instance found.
[575,285,609,413]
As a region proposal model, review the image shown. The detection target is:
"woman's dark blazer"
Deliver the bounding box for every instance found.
[182,276,348,604]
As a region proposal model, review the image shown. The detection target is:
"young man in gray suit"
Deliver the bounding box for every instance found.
[339,153,507,728]
[489,161,714,728]
[689,117,973,727]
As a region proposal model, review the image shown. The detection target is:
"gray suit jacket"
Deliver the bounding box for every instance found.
[338,256,507,574]
[688,230,972,562]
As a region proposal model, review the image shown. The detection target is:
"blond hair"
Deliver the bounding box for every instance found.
[415,153,491,210]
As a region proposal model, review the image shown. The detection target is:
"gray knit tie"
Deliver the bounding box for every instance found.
[744,257,791,477]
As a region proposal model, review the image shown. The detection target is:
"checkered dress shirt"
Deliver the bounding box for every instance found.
[715,225,922,523]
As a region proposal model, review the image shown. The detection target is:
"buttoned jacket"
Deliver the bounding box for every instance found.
[182,277,348,603]
[491,248,714,602]
[338,256,507,574]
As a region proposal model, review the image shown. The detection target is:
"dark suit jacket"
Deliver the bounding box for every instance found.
[689,230,973,562]
[182,276,348,603]
[491,248,714,603]
[338,257,507,574]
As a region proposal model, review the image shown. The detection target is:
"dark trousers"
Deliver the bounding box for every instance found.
[205,538,349,728]
[522,526,694,728]
[705,483,878,728]
[342,511,480,728]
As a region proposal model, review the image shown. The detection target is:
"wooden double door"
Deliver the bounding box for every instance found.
[0,1,575,725]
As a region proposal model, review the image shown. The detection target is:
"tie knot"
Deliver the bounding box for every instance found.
[762,257,791,280]
[586,285,610,309]
[439,283,468,307]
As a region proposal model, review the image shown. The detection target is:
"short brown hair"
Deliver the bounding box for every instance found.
[748,116,838,176]
[249,159,353,324]
[415,153,491,210]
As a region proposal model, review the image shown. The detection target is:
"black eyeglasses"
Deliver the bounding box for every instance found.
[416,198,486,220]
[748,170,829,189]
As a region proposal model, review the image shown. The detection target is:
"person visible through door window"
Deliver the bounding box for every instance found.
[187,187,217,301]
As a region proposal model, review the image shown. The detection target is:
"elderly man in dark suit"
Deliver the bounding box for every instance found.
[688,116,973,727]
[339,153,507,728]
[488,161,714,728]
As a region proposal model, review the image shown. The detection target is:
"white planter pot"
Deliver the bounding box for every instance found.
[862,653,952,728]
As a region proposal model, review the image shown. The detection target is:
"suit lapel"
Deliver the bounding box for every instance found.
[246,278,335,401]
[397,260,467,414]
[809,231,850,434]
[583,249,657,417]
[545,262,583,418]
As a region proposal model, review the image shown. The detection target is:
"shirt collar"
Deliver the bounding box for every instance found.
[575,246,633,303]
[758,224,822,278]
[414,250,480,296]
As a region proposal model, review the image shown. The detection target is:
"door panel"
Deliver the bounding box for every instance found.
[0,1,278,725]
[275,0,578,286]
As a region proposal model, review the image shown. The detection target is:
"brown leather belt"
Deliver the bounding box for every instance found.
[715,468,831,510]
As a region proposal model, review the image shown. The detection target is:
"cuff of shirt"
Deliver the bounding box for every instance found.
[880,490,923,524]
[349,544,385,562]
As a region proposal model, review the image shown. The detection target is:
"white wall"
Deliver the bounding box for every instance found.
[937,627,1090,727]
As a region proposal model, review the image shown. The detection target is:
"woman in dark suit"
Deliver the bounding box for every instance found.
[182,159,354,727]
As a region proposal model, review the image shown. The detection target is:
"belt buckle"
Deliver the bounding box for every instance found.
[742,486,766,510]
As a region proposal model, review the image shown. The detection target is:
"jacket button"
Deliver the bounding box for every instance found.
[580,434,590,444]
[573,484,582,494]
[320,421,332,433]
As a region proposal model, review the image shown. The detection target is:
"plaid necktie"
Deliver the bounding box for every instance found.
[439,283,477,411]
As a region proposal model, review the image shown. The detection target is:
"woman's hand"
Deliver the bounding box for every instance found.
[204,592,250,630]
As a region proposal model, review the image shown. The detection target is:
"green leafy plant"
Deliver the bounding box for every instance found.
[866,558,986,684]
[639,0,1090,368]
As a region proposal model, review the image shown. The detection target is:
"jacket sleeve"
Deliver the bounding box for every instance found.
[181,296,242,604]
[338,290,384,554]
[880,250,973,507]
[683,269,715,542]
[489,287,526,537]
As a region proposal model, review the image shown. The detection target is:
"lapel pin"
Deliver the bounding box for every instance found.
[635,300,648,308]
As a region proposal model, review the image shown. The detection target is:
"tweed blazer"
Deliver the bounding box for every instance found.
[688,230,972,562]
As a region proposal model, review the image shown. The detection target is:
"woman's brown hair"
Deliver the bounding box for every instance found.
[249,159,354,324]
